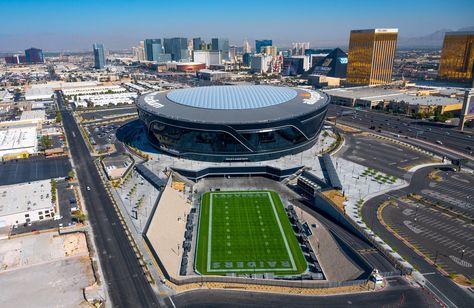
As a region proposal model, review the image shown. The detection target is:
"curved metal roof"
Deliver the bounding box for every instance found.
[137,86,329,125]
[166,85,298,110]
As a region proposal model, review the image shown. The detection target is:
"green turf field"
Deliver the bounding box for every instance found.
[195,190,307,276]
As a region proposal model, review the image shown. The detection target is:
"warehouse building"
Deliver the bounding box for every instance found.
[325,86,463,115]
[0,180,54,227]
[0,123,38,159]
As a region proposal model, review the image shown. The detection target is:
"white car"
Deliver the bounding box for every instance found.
[86,186,91,191]
[436,140,443,145]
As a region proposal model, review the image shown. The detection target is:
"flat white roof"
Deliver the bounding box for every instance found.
[0,90,14,102]
[391,94,461,106]
[0,125,37,155]
[62,85,125,95]
[324,87,402,100]
[20,110,46,122]
[25,81,102,101]
[0,179,52,217]
[25,87,54,101]
[325,86,462,106]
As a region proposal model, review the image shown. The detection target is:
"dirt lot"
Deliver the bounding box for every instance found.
[0,232,95,308]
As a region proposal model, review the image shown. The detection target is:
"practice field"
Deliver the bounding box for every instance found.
[195,190,307,276]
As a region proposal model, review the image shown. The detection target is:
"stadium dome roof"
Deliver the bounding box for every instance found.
[137,85,329,125]
[166,85,298,110]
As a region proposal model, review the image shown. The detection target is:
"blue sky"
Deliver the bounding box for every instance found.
[0,0,473,51]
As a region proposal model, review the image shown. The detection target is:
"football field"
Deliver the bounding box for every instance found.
[195,190,307,275]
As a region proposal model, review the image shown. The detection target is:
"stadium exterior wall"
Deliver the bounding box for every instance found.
[171,165,304,181]
[138,103,328,162]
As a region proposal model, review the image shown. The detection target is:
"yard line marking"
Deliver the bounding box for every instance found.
[207,194,214,272]
[206,191,298,273]
[266,191,297,271]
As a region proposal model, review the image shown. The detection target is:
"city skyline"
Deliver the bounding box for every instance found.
[1,0,473,51]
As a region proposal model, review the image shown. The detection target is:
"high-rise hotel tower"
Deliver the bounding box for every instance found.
[346,28,398,85]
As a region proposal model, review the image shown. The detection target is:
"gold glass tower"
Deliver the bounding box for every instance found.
[438,31,474,84]
[346,28,398,85]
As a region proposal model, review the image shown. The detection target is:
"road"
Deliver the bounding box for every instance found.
[328,104,474,167]
[56,91,160,307]
[362,165,474,307]
[167,276,437,307]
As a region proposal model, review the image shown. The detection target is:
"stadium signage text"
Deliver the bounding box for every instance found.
[145,94,164,108]
[301,91,321,105]
[211,261,292,269]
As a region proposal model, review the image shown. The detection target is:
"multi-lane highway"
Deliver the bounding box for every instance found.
[56,91,160,307]
[328,104,474,163]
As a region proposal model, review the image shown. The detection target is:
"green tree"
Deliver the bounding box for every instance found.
[40,135,53,149]
[56,111,62,123]
[67,170,75,179]
[72,211,87,223]
[51,179,57,203]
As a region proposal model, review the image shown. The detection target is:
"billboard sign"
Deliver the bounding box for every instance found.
[467,95,474,115]
[338,57,348,64]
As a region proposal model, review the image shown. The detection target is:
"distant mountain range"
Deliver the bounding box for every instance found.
[398,26,474,48]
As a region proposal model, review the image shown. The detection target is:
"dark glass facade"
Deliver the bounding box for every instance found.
[24,48,44,63]
[93,43,106,69]
[138,106,328,162]
[255,40,272,54]
[163,38,189,61]
[144,39,162,61]
[211,38,230,61]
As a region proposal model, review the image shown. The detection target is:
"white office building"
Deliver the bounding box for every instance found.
[0,180,54,227]
[193,50,222,67]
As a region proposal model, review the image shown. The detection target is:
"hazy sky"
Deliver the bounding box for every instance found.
[1,0,473,51]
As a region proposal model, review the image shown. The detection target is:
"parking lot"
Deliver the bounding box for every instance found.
[339,133,436,178]
[80,106,137,121]
[56,179,79,223]
[0,156,72,185]
[84,117,135,155]
[86,122,119,152]
[419,169,474,219]
[382,198,474,278]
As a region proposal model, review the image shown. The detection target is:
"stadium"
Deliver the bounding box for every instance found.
[136,85,330,162]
